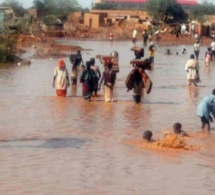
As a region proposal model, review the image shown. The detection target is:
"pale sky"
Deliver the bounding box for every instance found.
[0,0,91,8]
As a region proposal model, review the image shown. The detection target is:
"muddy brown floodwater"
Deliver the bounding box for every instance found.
[0,39,215,195]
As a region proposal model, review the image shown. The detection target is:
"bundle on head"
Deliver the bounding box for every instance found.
[130,58,152,70]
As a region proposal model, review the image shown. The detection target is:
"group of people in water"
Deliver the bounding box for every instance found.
[142,87,215,149]
[143,122,188,143]
[52,28,215,137]
[53,50,117,102]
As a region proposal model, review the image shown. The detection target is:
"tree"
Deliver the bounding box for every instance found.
[190,3,215,22]
[33,0,81,20]
[1,0,26,17]
[92,3,117,10]
[0,34,18,63]
[145,0,186,22]
[33,0,45,10]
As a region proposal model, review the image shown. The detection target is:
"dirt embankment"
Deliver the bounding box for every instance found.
[16,34,83,59]
[15,20,212,60]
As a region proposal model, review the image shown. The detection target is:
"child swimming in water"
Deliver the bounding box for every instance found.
[164,49,173,55]
[143,130,154,142]
[163,122,188,137]
[173,123,189,136]
[182,48,187,54]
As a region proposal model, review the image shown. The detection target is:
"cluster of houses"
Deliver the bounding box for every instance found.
[0,1,215,38]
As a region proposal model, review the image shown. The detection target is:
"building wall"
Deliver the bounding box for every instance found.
[84,13,108,28]
[84,13,100,29]
[90,10,149,20]
[67,12,83,23]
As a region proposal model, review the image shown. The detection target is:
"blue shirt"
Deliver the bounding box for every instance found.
[197,95,215,120]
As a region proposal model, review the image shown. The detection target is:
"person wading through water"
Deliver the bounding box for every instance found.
[99,62,116,102]
[80,61,96,101]
[90,58,101,97]
[70,50,84,86]
[53,59,70,97]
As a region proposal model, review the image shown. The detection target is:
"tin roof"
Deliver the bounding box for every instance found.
[103,0,198,5]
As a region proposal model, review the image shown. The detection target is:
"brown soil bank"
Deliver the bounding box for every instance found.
[15,28,212,59]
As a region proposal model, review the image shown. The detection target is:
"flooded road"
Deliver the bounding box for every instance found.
[0,39,215,194]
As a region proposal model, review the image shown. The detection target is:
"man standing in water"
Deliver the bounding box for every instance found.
[148,43,156,64]
[99,62,116,102]
[193,40,200,60]
[80,61,96,101]
[132,28,137,44]
[142,30,148,46]
[132,69,144,103]
[70,50,84,86]
[53,59,70,97]
[197,89,215,132]
[185,54,200,86]
[90,58,101,97]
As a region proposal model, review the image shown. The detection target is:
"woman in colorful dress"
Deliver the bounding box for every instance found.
[80,61,96,101]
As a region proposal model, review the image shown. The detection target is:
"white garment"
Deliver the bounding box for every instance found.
[211,42,215,51]
[181,24,186,34]
[104,85,113,102]
[185,59,199,80]
[194,43,200,51]
[133,29,137,38]
[54,67,69,90]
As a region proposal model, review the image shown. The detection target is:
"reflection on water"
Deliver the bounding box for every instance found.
[0,40,215,194]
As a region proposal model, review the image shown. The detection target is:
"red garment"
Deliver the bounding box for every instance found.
[56,89,67,97]
[109,32,113,40]
[58,59,65,69]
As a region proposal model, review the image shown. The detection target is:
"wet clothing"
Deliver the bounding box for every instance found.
[175,130,188,137]
[71,67,78,85]
[101,69,116,102]
[185,58,199,85]
[133,69,144,103]
[54,66,69,97]
[80,69,96,100]
[91,65,101,95]
[200,116,210,127]
[70,53,83,85]
[56,89,67,97]
[197,95,215,122]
